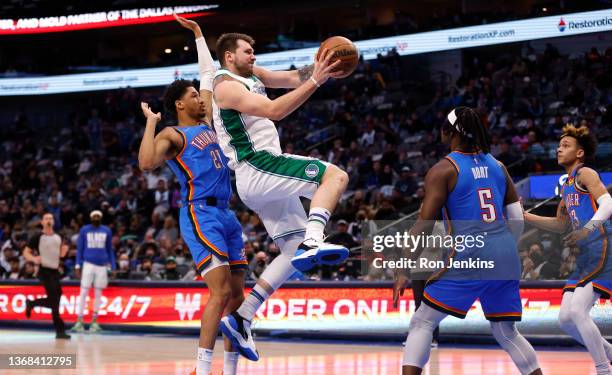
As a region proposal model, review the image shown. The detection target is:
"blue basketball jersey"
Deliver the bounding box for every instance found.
[562,165,612,246]
[165,124,232,202]
[443,151,509,236]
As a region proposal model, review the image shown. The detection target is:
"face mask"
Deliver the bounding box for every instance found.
[119,260,129,269]
[175,256,185,265]
[541,240,551,249]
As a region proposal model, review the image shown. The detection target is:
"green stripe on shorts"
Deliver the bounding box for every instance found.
[247,151,327,184]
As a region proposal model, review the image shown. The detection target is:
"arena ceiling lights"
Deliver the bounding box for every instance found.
[0,5,218,35]
[0,8,610,96]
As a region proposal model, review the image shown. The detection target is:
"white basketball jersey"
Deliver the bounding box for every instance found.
[212,69,282,169]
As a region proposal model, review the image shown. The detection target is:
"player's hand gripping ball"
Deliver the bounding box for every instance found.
[316,36,359,79]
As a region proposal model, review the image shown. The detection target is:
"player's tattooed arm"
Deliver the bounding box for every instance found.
[213,75,234,89]
[297,64,315,82]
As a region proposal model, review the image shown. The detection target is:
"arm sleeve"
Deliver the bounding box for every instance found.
[584,193,612,232]
[195,36,216,92]
[106,228,116,271]
[76,228,84,268]
[505,201,524,242]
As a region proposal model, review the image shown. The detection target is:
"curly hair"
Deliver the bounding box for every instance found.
[560,124,597,161]
[444,106,491,153]
[163,79,195,115]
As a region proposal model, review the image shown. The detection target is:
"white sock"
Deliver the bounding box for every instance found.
[77,287,89,320]
[236,235,303,321]
[305,207,330,242]
[559,291,612,361]
[196,347,213,375]
[237,284,269,321]
[223,351,239,375]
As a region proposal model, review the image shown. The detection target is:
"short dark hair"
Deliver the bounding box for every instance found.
[561,124,597,161]
[163,79,195,114]
[216,33,255,67]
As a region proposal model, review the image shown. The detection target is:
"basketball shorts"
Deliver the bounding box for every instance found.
[235,151,330,240]
[423,280,522,321]
[179,202,247,277]
[564,235,612,299]
[422,231,522,321]
[81,262,108,289]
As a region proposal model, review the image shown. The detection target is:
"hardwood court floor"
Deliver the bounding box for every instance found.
[0,329,599,374]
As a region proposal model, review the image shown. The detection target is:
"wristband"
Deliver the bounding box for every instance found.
[310,76,320,88]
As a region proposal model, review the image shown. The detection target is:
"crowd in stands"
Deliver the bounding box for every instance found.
[0,41,610,282]
[2,2,601,76]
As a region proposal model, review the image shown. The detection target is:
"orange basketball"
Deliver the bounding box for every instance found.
[316,36,359,79]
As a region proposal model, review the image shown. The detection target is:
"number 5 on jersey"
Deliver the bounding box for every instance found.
[478,188,497,222]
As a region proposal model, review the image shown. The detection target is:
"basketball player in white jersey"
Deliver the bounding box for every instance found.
[212,33,350,360]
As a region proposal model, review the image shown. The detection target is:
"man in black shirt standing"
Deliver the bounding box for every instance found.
[23,213,70,339]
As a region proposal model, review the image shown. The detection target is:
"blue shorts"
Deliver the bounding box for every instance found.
[179,203,247,275]
[424,280,522,321]
[564,236,612,298]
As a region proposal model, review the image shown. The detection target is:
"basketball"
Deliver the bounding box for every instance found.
[316,36,359,79]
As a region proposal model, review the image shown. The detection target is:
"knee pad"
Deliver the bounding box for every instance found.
[568,303,589,323]
[408,312,438,333]
[491,321,518,343]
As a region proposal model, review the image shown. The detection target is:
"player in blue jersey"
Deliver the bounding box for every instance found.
[525,124,612,375]
[72,209,115,333]
[394,107,542,375]
[139,15,247,375]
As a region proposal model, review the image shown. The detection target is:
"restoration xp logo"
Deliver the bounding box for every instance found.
[558,18,567,32]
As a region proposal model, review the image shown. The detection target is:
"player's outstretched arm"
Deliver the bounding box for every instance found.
[174,13,215,123]
[215,49,340,120]
[254,59,345,89]
[524,200,568,233]
[138,102,180,171]
[564,167,612,245]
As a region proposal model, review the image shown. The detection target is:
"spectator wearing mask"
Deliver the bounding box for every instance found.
[163,256,180,280]
[114,253,131,279]
[137,258,161,281]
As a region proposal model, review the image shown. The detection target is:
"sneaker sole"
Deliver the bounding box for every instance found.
[219,318,259,361]
[292,248,349,271]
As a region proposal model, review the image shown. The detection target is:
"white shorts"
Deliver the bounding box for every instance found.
[235,152,330,240]
[81,262,108,289]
